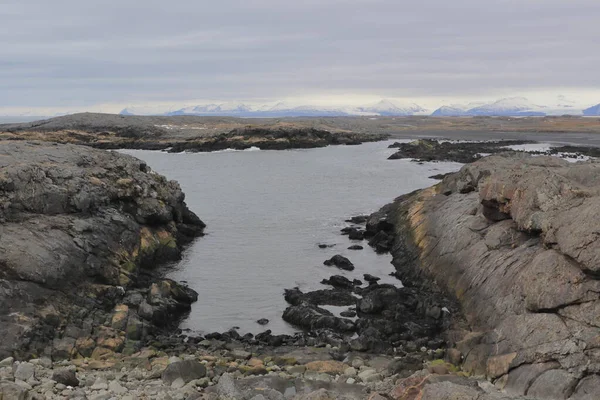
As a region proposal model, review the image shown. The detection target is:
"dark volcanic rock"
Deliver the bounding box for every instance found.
[169,127,389,152]
[52,369,79,387]
[348,245,364,250]
[321,275,355,290]
[345,215,369,224]
[323,255,355,271]
[317,243,335,249]
[282,305,356,333]
[256,318,269,326]
[284,287,356,307]
[387,139,535,163]
[370,152,600,398]
[363,274,381,285]
[341,226,365,240]
[0,141,205,360]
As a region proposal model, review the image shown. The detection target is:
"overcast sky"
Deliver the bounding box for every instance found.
[1,0,600,114]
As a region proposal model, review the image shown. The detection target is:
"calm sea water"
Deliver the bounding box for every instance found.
[121,141,462,335]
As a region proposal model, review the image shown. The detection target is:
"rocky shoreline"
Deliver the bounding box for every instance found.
[3,137,600,399]
[387,138,597,163]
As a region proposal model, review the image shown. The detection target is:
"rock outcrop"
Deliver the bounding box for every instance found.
[0,141,205,360]
[368,153,600,399]
[387,139,534,163]
[0,114,388,151]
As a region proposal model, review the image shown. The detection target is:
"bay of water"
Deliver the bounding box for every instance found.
[121,141,462,335]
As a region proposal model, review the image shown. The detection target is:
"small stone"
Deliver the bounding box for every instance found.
[0,381,27,399]
[0,357,14,367]
[14,362,35,381]
[230,349,252,360]
[91,377,109,390]
[344,367,357,377]
[351,358,364,369]
[197,377,211,388]
[346,377,356,384]
[358,368,379,382]
[247,358,264,368]
[171,377,186,389]
[161,360,207,385]
[108,380,128,394]
[52,369,79,387]
[256,318,269,325]
[55,383,67,390]
[305,360,346,375]
[287,365,307,375]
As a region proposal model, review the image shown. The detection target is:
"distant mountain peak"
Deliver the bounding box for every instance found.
[583,103,600,116]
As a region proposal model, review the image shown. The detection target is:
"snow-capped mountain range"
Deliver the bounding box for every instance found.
[120,99,427,117]
[119,97,600,117]
[431,97,590,117]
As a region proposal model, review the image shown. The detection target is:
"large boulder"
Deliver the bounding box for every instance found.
[161,360,207,386]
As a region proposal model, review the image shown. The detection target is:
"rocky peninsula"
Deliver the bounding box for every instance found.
[0,113,388,152]
[364,152,600,399]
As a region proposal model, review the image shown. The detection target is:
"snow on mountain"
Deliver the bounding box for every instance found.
[466,97,545,116]
[120,105,179,116]
[432,97,547,116]
[119,97,590,118]
[583,103,600,116]
[431,104,469,117]
[356,99,425,116]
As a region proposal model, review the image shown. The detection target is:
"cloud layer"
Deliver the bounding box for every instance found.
[1,0,599,112]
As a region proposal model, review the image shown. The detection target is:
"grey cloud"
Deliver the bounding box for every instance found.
[0,0,599,109]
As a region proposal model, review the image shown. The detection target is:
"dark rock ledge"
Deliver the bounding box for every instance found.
[0,141,205,360]
[366,152,600,399]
